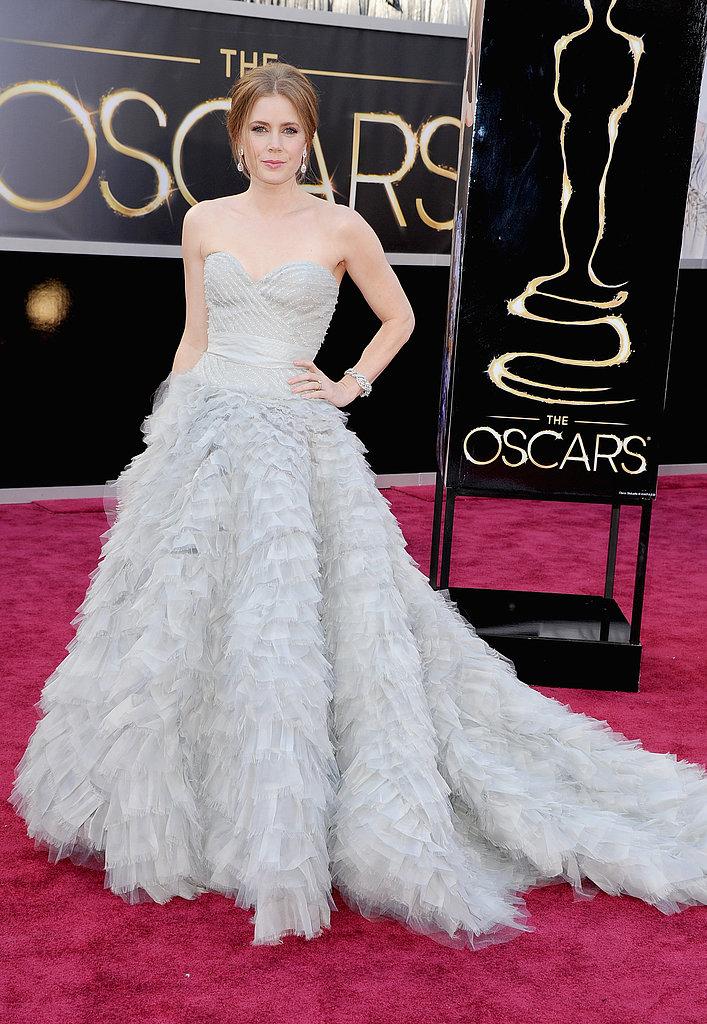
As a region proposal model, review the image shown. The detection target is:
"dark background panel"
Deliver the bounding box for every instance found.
[0,251,700,488]
[1,0,704,492]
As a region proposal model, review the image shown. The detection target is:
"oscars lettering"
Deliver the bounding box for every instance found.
[0,81,459,219]
[463,419,648,477]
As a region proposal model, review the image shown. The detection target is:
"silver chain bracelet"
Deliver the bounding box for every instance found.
[344,368,372,397]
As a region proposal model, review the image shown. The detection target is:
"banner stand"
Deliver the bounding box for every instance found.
[428,475,654,693]
[428,0,707,693]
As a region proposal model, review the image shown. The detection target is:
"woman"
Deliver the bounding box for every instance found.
[9,61,707,950]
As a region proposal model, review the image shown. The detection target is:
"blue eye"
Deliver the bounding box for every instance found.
[251,126,298,134]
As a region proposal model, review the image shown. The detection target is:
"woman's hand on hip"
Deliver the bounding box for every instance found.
[288,360,362,408]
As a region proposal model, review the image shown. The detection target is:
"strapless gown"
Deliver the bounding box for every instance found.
[9,251,707,949]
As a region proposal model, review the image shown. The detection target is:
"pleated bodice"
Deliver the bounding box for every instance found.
[193,250,341,400]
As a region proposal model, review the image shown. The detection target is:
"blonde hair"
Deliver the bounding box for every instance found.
[226,62,319,182]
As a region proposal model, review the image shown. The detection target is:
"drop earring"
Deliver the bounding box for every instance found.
[300,149,307,174]
[237,148,244,173]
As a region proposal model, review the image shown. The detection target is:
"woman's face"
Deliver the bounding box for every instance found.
[240,93,307,183]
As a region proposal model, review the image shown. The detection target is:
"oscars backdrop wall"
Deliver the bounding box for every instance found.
[0,0,704,489]
[0,0,461,252]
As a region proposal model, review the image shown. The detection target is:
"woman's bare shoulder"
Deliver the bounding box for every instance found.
[327,202,380,255]
[308,193,347,221]
[182,198,234,254]
[183,198,219,228]
[309,196,361,248]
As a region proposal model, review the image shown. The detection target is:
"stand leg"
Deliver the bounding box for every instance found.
[439,490,456,589]
[600,503,621,642]
[629,502,653,644]
[429,470,445,587]
[604,503,621,600]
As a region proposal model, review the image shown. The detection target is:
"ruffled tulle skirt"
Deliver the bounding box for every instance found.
[9,363,707,948]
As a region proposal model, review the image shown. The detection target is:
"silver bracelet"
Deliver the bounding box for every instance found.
[344,368,372,397]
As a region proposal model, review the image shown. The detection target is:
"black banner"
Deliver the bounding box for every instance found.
[0,0,464,254]
[440,0,707,503]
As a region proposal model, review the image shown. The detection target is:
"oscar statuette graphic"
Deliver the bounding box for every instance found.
[490,0,643,407]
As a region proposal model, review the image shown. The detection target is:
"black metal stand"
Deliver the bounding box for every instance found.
[429,471,654,692]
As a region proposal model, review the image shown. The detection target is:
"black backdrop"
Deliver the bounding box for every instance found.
[0,0,704,489]
[0,253,702,488]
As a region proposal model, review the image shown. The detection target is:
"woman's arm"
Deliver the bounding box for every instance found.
[332,207,416,403]
[171,203,209,374]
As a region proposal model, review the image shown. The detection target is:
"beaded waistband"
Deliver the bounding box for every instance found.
[191,349,306,400]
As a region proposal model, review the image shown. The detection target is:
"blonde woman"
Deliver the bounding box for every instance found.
[10,62,707,949]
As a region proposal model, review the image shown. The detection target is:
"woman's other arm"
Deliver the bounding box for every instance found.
[171,203,209,374]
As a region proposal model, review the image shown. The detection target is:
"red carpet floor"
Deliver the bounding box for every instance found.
[2,474,705,1024]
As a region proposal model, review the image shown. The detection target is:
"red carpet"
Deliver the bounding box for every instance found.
[2,475,705,1024]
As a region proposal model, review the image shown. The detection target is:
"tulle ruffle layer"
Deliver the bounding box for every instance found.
[9,365,707,948]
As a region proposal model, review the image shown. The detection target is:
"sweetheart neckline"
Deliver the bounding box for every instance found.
[204,250,340,289]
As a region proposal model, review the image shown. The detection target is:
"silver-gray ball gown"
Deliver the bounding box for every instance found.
[9,251,707,948]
